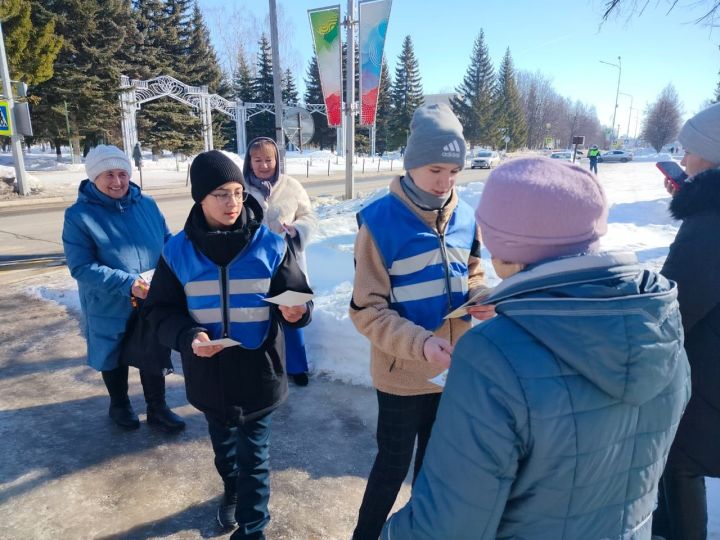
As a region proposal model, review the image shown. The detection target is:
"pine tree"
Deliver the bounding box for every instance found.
[1,0,62,85]
[493,48,527,151]
[642,84,682,153]
[282,68,299,105]
[249,34,276,142]
[714,71,720,104]
[374,59,393,155]
[389,35,424,150]
[450,30,496,148]
[303,55,335,150]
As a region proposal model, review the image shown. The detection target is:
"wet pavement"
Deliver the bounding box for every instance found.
[0,269,410,540]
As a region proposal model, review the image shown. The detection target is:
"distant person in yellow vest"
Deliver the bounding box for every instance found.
[588,145,600,174]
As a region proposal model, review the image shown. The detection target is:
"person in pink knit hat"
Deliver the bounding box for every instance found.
[382,156,690,540]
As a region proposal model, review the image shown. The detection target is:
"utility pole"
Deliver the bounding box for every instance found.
[0,22,29,196]
[619,92,633,141]
[599,56,621,147]
[64,101,76,165]
[344,0,356,200]
[269,0,285,172]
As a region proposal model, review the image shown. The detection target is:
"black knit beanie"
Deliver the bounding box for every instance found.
[190,150,246,203]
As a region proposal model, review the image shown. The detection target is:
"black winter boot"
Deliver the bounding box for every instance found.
[140,371,186,433]
[102,367,140,430]
[217,485,238,529]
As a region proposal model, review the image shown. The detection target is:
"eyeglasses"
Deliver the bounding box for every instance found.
[209,190,247,203]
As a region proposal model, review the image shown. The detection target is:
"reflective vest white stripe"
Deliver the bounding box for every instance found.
[391,275,468,304]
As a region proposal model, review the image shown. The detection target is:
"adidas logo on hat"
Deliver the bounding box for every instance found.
[441,139,462,158]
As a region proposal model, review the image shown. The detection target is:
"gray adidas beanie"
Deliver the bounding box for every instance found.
[403,103,466,171]
[679,102,720,165]
[85,144,132,182]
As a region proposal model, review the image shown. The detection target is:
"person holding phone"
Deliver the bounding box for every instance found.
[143,150,313,537]
[653,102,720,540]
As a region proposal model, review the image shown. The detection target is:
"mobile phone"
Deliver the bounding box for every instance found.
[656,161,687,190]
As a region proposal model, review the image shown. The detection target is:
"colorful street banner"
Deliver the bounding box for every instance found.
[358,0,391,125]
[308,5,343,126]
[0,100,12,137]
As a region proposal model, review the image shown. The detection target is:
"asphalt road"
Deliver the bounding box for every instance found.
[0,168,489,262]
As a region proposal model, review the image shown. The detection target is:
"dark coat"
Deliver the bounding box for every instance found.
[143,196,313,425]
[661,166,720,476]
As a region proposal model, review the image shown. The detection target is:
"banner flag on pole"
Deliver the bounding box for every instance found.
[308,5,343,126]
[358,0,391,126]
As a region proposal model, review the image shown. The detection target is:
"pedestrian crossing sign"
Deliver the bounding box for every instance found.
[0,100,11,136]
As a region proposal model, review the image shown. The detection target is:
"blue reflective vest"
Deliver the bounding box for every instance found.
[163,225,286,349]
[359,193,476,331]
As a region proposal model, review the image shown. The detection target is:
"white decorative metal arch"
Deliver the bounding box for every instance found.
[118,74,329,157]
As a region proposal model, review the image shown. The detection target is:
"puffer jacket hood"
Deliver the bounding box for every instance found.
[77,178,143,210]
[483,251,684,405]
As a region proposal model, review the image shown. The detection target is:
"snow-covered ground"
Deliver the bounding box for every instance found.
[0,146,408,197]
[19,150,719,533]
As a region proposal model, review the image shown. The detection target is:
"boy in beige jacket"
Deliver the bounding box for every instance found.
[349,104,493,539]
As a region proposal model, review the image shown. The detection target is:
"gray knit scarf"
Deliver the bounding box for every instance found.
[400,173,452,210]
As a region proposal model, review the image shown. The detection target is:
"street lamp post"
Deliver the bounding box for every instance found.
[619,91,633,141]
[599,56,621,147]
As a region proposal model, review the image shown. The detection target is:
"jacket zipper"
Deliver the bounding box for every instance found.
[436,211,454,343]
[219,265,230,337]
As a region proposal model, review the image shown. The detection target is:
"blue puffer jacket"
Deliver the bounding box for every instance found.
[62,180,170,371]
[383,252,690,540]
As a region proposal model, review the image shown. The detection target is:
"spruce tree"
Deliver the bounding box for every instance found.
[233,47,256,102]
[282,68,299,105]
[450,30,496,148]
[374,59,393,155]
[494,48,527,151]
[303,55,334,150]
[249,34,276,142]
[389,35,424,150]
[182,1,226,153]
[32,0,136,155]
[133,0,194,156]
[714,71,720,104]
[1,0,62,85]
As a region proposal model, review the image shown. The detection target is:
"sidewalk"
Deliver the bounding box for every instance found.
[0,268,410,539]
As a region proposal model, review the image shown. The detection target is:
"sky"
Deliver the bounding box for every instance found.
[198,0,719,136]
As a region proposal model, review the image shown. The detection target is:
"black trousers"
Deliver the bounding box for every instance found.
[101,365,166,407]
[352,390,441,540]
[652,447,708,540]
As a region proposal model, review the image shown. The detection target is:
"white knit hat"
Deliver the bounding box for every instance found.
[85,145,132,182]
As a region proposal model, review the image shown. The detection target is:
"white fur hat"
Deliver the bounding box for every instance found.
[84,145,132,182]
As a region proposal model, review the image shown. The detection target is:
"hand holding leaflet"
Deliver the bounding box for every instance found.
[194,338,241,348]
[264,290,314,306]
[444,285,493,319]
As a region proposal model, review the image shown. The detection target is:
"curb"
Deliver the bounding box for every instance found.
[0,185,191,210]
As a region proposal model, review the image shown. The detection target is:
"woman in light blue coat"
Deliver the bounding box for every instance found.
[62,145,184,432]
[382,157,690,540]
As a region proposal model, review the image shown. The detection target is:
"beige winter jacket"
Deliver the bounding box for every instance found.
[349,176,486,396]
[246,174,317,274]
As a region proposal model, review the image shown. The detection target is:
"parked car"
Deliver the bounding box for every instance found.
[549,151,573,161]
[598,150,634,163]
[471,150,501,169]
